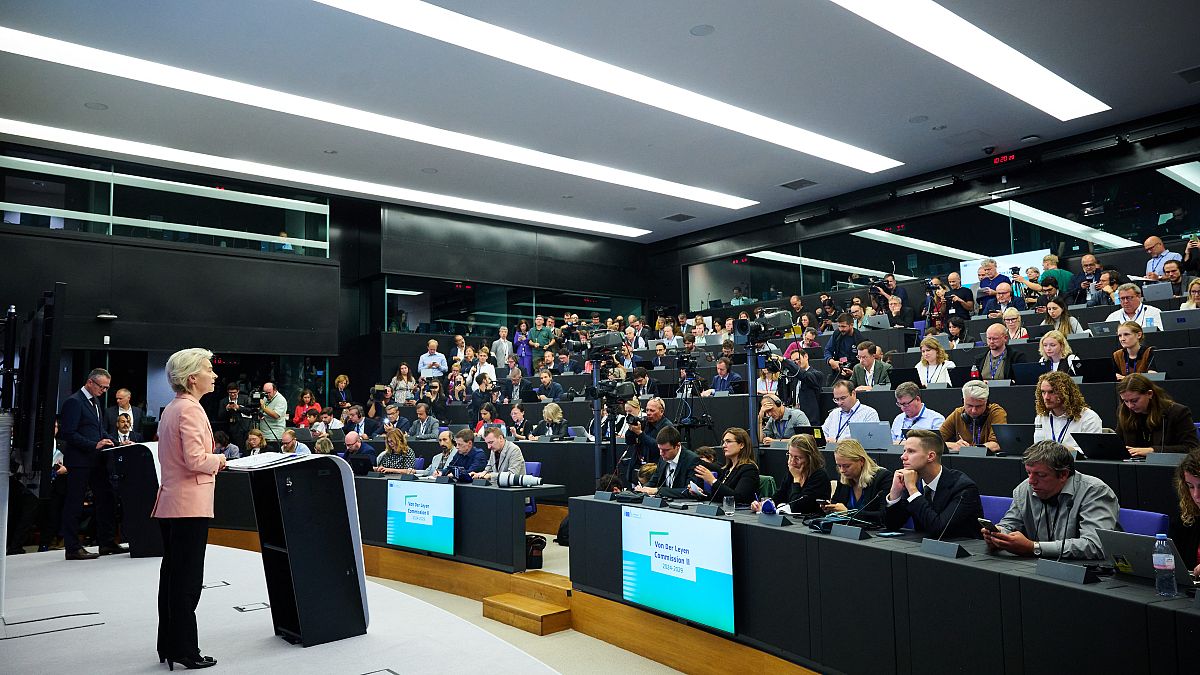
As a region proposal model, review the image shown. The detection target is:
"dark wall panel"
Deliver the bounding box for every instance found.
[0,226,339,355]
[381,205,645,297]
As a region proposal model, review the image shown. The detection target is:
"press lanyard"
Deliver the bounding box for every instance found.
[1048,415,1070,443]
[837,404,861,438]
[903,406,925,431]
[988,353,1002,380]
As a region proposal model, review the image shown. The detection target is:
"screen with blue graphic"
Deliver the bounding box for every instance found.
[620,505,734,633]
[386,480,454,555]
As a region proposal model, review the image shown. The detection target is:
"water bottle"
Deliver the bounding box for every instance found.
[970,364,980,379]
[1153,533,1177,597]
[1146,317,1155,329]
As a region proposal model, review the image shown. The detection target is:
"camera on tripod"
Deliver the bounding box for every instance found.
[734,310,793,343]
[567,329,622,361]
[586,378,636,402]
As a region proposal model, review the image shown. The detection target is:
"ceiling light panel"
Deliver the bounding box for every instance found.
[850,229,985,260]
[748,250,915,280]
[1158,162,1200,195]
[829,0,1110,121]
[0,118,651,238]
[980,201,1139,249]
[0,25,753,210]
[313,0,904,173]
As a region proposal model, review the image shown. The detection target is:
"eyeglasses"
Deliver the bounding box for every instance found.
[89,379,110,391]
[832,395,850,403]
[1003,317,1019,323]
[895,398,916,407]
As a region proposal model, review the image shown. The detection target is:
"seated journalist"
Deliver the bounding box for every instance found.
[884,429,983,538]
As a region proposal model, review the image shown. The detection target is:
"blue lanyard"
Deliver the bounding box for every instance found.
[903,406,925,431]
[1149,255,1166,275]
[968,415,984,445]
[988,353,1002,379]
[1048,415,1070,443]
[924,364,941,384]
[1128,304,1145,326]
[837,404,861,437]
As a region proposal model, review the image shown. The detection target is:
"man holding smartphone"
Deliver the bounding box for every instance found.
[982,441,1118,559]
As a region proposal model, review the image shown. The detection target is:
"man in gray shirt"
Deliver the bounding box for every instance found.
[491,326,514,368]
[983,440,1118,559]
[258,381,288,444]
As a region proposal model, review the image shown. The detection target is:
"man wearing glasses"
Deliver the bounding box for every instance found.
[981,282,1026,318]
[1160,259,1194,297]
[58,368,126,560]
[821,380,881,442]
[890,382,946,443]
[1105,283,1163,328]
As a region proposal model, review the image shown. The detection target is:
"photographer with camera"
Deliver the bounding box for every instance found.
[623,398,674,483]
[219,382,252,448]
[823,313,863,379]
[366,385,395,420]
[941,272,975,319]
[258,382,287,445]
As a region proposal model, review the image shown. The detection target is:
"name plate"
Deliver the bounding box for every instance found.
[757,513,792,527]
[831,523,870,540]
[958,446,990,457]
[694,504,724,517]
[1146,453,1184,466]
[471,478,490,486]
[594,490,615,501]
[397,473,417,481]
[1035,558,1099,584]
[920,538,970,558]
[434,475,455,484]
[642,496,666,508]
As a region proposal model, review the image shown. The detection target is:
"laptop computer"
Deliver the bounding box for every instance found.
[1012,361,1051,386]
[1141,282,1173,302]
[948,366,974,388]
[1088,321,1119,337]
[793,425,826,447]
[1097,530,1198,587]
[932,333,952,349]
[1154,348,1200,379]
[709,299,723,309]
[1072,432,1129,461]
[889,367,921,389]
[1159,309,1200,331]
[1025,323,1053,340]
[1076,358,1115,384]
[992,424,1037,454]
[519,388,541,403]
[344,454,374,476]
[864,314,890,329]
[849,421,893,450]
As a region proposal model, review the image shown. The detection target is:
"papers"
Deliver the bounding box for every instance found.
[225,452,306,471]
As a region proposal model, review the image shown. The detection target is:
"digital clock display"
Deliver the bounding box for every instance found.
[992,153,1017,165]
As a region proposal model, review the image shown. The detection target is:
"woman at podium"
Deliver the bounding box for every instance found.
[152,347,226,670]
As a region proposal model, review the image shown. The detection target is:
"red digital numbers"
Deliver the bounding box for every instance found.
[992,153,1016,165]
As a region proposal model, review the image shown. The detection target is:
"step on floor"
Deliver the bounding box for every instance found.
[482,592,571,636]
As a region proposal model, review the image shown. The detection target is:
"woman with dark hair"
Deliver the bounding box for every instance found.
[1168,451,1200,576]
[1115,374,1200,457]
[945,316,969,350]
[473,402,507,438]
[693,427,760,505]
[292,389,321,427]
[1040,296,1085,335]
[389,362,418,403]
[751,434,830,514]
[514,320,533,376]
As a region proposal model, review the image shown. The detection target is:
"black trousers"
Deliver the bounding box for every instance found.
[157,517,210,659]
[61,462,116,552]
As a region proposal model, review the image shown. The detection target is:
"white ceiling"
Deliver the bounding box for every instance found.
[1,0,1198,242]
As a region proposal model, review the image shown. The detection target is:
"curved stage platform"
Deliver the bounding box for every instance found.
[0,545,557,674]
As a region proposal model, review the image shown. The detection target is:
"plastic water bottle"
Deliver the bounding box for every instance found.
[1153,533,1177,597]
[970,364,980,379]
[1146,317,1155,329]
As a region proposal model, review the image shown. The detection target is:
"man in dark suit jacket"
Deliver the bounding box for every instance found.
[781,351,824,427]
[634,427,702,499]
[973,325,1028,381]
[112,413,144,445]
[218,382,252,447]
[58,368,124,560]
[345,405,382,438]
[631,367,659,397]
[104,387,145,437]
[501,368,531,404]
[884,429,983,539]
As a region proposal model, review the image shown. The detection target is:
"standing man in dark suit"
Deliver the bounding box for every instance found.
[634,427,701,499]
[218,382,251,448]
[104,387,145,438]
[884,429,983,538]
[58,368,126,560]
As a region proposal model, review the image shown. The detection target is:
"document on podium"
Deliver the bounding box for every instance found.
[225,452,309,471]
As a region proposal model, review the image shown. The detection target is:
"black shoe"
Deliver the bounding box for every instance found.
[98,543,129,556]
[166,655,216,670]
[65,548,99,560]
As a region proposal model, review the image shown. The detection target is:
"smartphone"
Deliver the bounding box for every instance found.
[876,531,905,538]
[977,517,1000,533]
[815,499,829,507]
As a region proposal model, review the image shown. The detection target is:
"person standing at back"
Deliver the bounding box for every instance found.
[58,368,125,560]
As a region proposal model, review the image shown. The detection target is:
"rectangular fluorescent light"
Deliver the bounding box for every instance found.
[0,26,753,210]
[385,289,424,296]
[850,229,984,260]
[980,201,1139,249]
[748,250,915,280]
[0,118,651,238]
[314,0,903,173]
[829,0,1110,121]
[894,176,955,197]
[1158,162,1200,195]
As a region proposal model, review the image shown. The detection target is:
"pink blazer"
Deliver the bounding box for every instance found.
[152,392,224,519]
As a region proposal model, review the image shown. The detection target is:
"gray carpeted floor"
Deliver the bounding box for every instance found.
[0,545,557,674]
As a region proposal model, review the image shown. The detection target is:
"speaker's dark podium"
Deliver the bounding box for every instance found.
[109,443,164,557]
[234,454,368,647]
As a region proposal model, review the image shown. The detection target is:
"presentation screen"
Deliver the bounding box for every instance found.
[386,480,454,555]
[620,505,735,634]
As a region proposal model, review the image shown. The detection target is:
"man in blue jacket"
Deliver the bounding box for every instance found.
[442,429,486,476]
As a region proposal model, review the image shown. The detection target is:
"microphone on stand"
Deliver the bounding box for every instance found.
[936,492,966,541]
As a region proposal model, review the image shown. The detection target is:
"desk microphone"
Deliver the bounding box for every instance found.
[840,488,888,528]
[935,492,966,541]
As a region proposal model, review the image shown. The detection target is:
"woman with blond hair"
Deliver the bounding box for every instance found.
[1001,307,1028,341]
[1037,330,1081,376]
[821,439,891,525]
[533,402,568,438]
[153,348,226,669]
[916,336,955,386]
[374,428,416,473]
